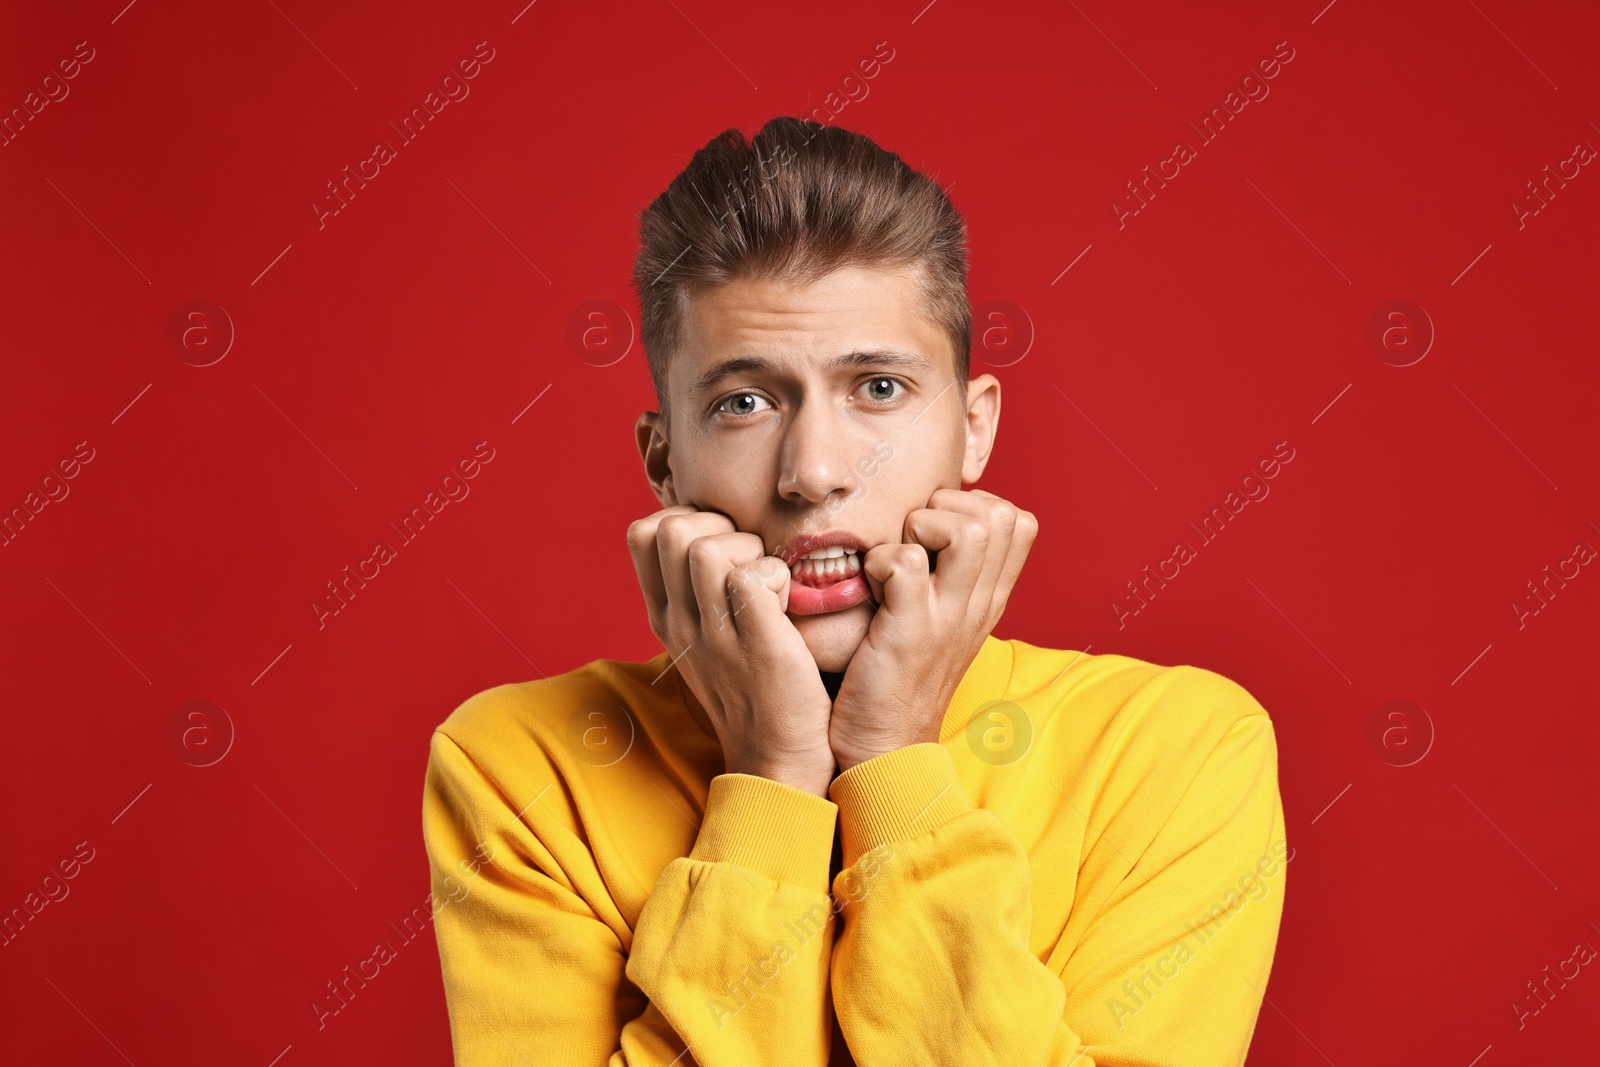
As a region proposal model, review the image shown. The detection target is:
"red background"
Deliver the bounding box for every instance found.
[2,0,1596,1063]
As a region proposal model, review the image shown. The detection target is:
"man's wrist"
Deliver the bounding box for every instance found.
[727,759,836,798]
[833,747,885,775]
[766,770,831,798]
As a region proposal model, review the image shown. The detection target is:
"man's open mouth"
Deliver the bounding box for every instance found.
[776,532,874,614]
[789,546,862,588]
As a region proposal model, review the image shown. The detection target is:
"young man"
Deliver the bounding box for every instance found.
[422,117,1287,1066]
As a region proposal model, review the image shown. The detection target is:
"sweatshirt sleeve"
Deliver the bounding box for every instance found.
[824,712,1287,1066]
[422,728,843,1067]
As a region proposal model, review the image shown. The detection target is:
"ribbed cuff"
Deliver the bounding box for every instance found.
[688,772,839,893]
[828,743,972,866]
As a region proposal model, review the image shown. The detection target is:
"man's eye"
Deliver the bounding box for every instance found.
[716,393,772,417]
[862,377,906,402]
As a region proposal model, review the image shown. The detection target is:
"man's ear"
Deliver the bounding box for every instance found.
[960,374,1001,484]
[635,410,678,507]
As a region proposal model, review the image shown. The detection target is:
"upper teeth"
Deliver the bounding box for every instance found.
[791,546,861,577]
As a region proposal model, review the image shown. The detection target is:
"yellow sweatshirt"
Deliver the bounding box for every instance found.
[421,634,1287,1066]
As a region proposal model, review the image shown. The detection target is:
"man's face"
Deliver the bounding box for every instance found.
[634,262,1000,672]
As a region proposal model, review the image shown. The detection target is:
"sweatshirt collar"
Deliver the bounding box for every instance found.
[667,634,1014,747]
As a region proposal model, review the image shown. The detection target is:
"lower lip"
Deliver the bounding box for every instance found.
[786,568,870,615]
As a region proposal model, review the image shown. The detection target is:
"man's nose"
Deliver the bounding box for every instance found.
[776,401,861,506]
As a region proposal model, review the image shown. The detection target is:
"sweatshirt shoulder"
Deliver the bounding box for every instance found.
[1006,638,1274,753]
[430,654,667,784]
[1003,641,1280,847]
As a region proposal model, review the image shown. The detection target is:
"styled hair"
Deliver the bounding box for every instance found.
[630,116,970,417]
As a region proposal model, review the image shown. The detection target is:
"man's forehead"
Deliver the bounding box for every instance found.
[675,265,950,388]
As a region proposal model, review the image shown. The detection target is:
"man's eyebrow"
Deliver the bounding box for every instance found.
[690,348,934,398]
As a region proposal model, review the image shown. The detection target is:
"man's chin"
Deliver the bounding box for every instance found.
[789,600,873,673]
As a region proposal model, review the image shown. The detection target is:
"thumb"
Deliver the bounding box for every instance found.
[863,553,887,608]
[757,553,790,614]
